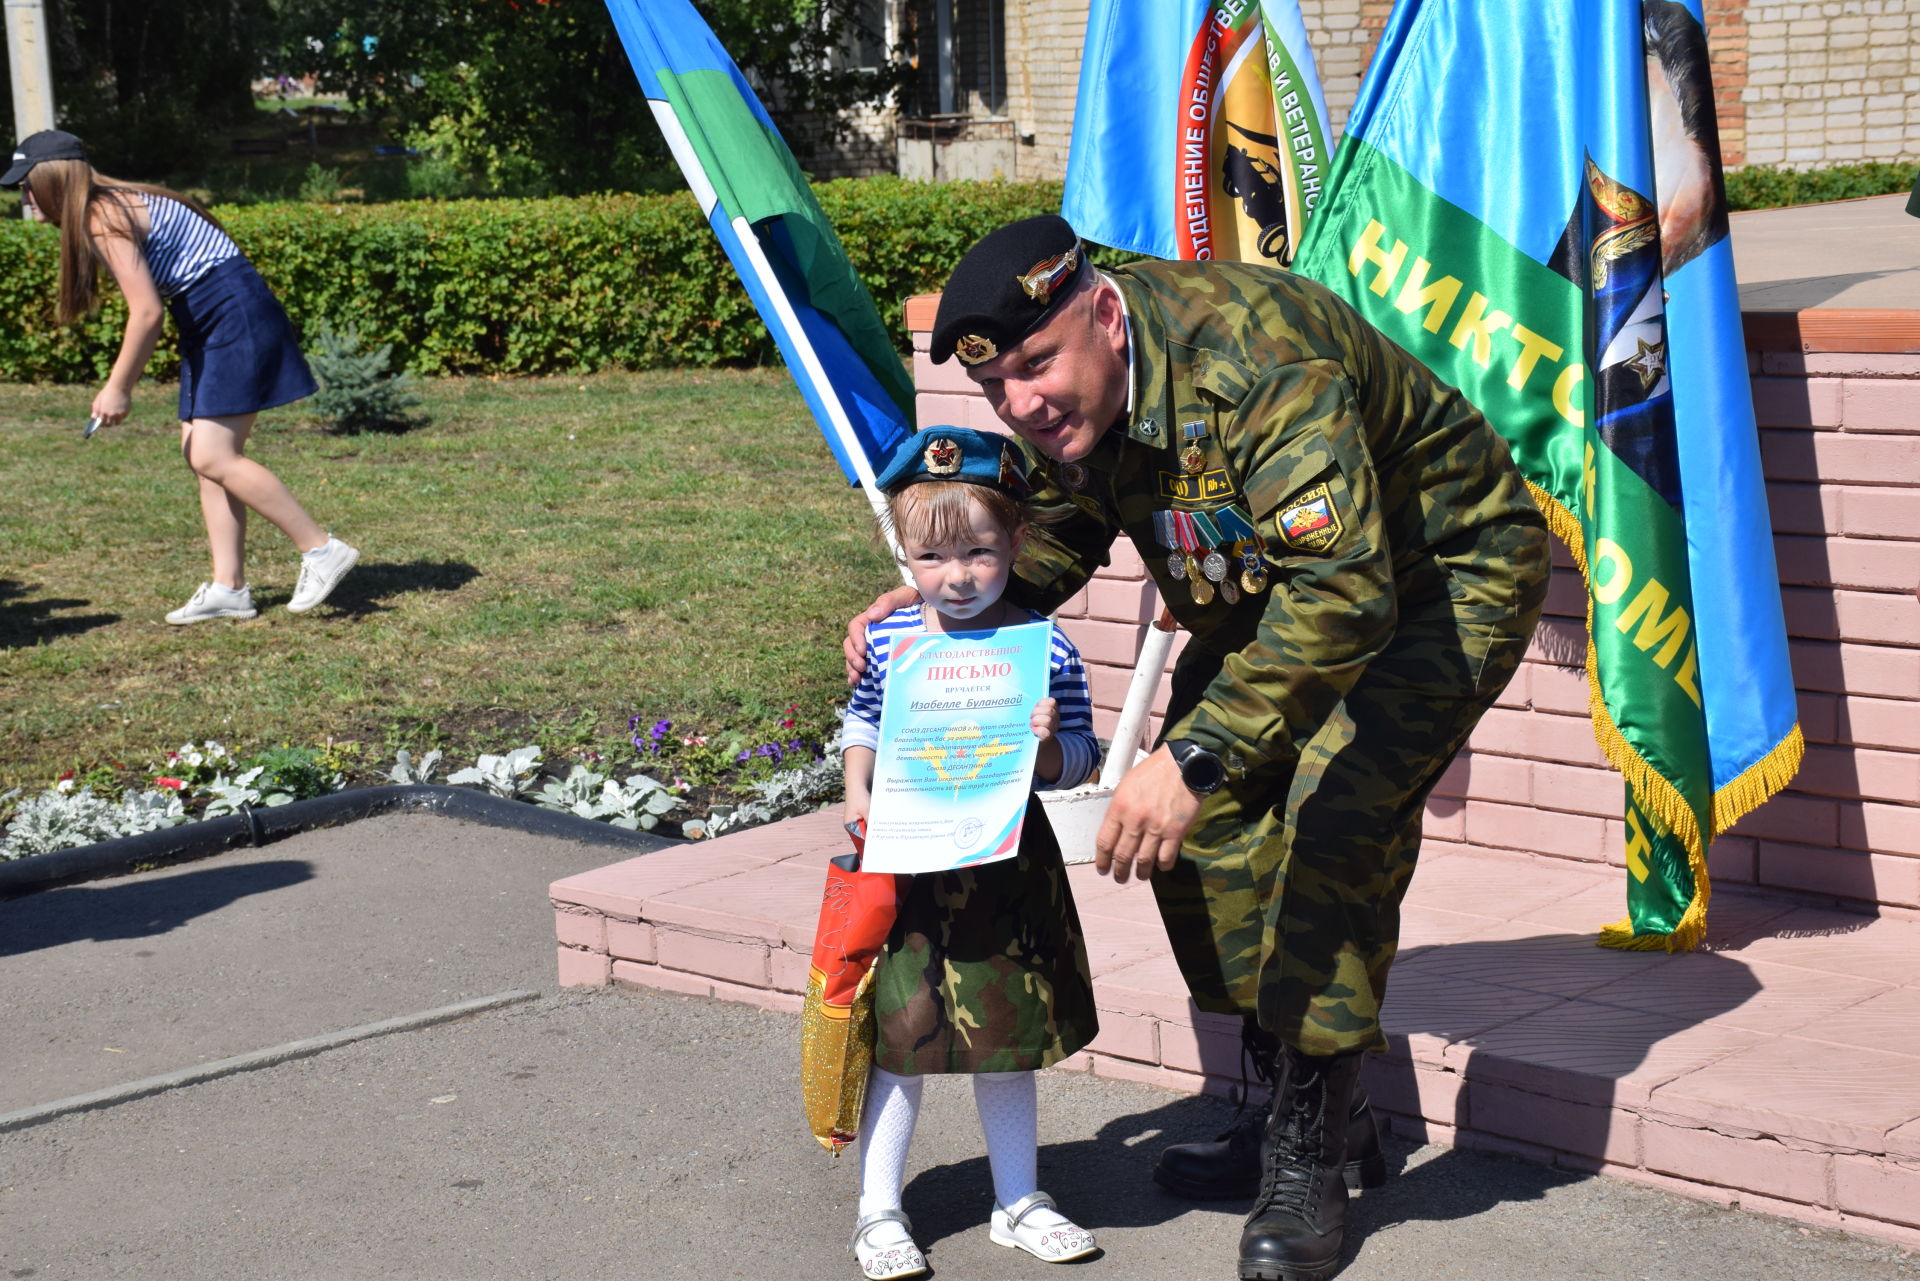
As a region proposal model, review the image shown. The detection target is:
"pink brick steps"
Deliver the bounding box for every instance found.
[552,810,1920,1249]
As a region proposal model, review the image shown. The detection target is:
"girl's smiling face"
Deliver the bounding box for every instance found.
[895,487,1025,627]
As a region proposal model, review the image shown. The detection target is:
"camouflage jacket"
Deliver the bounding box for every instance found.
[1007,259,1545,777]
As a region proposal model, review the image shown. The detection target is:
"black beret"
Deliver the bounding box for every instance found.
[930,215,1088,366]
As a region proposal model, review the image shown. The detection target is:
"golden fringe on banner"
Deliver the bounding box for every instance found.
[1520,481,1803,954]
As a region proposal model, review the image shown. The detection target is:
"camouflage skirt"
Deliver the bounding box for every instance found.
[872,796,1099,1075]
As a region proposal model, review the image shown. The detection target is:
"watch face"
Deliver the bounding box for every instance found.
[1175,743,1226,792]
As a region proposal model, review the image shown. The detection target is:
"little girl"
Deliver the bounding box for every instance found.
[840,427,1101,1279]
[4,129,358,623]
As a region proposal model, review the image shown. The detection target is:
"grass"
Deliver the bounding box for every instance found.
[0,370,898,793]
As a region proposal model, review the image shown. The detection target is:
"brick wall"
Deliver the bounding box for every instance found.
[916,0,1920,183]
[1741,1,1920,166]
[905,294,1920,914]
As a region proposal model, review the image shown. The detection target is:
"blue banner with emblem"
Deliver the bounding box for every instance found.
[1291,0,1802,949]
[1064,0,1334,267]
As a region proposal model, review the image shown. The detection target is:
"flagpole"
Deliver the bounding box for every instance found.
[645,99,910,581]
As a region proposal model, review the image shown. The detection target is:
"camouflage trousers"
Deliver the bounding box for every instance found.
[1152,539,1549,1056]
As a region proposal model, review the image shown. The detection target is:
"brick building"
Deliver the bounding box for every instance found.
[813,0,1920,179]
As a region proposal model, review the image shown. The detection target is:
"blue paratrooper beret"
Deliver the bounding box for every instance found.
[872,426,1034,498]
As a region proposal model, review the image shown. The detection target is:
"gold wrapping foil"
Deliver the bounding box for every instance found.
[800,964,878,1154]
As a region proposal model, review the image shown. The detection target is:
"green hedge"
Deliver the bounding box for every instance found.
[1724,161,1914,212]
[0,177,1066,384]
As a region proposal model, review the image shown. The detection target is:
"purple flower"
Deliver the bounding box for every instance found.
[630,715,672,755]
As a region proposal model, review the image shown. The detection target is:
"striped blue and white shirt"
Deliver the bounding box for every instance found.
[845,605,1099,791]
[139,192,241,300]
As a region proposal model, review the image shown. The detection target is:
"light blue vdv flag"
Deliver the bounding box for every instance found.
[1291,0,1802,949]
[1064,0,1334,266]
[604,0,913,489]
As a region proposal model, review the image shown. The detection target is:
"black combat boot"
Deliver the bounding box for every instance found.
[1153,1024,1385,1201]
[1236,1046,1367,1281]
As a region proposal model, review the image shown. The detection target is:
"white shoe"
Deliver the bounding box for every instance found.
[851,1209,927,1280]
[287,538,360,613]
[165,582,258,625]
[989,1192,1098,1263]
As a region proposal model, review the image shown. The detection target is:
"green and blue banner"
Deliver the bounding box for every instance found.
[603,0,912,487]
[1064,0,1334,267]
[1288,0,1801,949]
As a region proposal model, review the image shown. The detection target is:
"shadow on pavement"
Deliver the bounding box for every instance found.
[0,859,314,957]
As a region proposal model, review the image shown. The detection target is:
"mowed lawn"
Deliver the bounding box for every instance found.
[0,371,898,792]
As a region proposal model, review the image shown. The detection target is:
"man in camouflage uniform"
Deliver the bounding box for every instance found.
[850,216,1548,1281]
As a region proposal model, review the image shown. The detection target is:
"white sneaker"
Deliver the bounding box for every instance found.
[165,582,258,625]
[287,538,360,613]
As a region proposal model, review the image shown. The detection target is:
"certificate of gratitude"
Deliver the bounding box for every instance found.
[860,620,1053,875]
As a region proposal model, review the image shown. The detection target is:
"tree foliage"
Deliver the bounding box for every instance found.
[2,0,274,176]
[269,0,904,196]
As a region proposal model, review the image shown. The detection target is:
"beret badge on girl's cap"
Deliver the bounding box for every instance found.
[1017,246,1080,303]
[923,436,962,475]
[955,333,998,366]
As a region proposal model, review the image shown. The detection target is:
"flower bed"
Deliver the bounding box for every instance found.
[2,710,847,862]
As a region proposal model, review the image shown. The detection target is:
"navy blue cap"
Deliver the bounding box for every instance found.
[873,427,1033,497]
[3,130,88,187]
[930,215,1088,366]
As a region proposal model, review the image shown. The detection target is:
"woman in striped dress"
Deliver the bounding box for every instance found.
[4,130,358,623]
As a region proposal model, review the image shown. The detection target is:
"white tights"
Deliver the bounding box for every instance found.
[856,1066,1072,1243]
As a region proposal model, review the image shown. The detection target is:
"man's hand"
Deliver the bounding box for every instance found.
[1094,745,1200,883]
[844,586,922,684]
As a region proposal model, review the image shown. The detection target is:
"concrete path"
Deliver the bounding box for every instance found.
[1732,192,1920,311]
[3,815,1918,1280]
[4,983,1917,1281]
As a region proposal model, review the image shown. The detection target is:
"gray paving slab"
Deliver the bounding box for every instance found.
[4,986,1917,1281]
[3,816,1917,1280]
[1732,193,1920,312]
[0,811,623,1112]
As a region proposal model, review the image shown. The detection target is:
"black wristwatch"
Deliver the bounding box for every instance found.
[1166,739,1228,795]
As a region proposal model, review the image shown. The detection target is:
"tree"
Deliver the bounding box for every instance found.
[6,0,274,175]
[269,0,904,197]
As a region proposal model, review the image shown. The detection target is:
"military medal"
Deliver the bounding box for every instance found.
[1153,513,1187,579]
[1172,512,1213,604]
[1213,507,1270,595]
[1220,576,1241,605]
[1190,509,1229,581]
[1241,554,1269,595]
[1180,421,1208,475]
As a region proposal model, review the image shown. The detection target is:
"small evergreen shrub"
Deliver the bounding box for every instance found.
[308,325,425,434]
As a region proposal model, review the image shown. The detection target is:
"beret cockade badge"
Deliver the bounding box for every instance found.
[955,333,998,366]
[923,436,962,475]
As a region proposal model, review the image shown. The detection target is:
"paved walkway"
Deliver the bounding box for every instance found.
[553,809,1920,1250]
[4,815,1917,1279]
[1731,193,1920,312]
